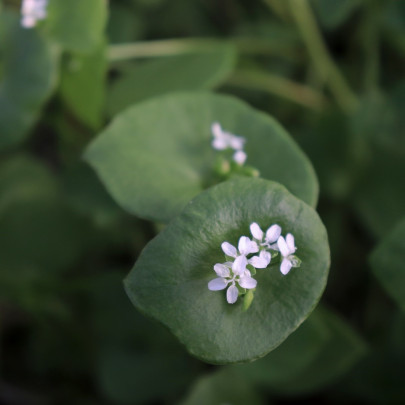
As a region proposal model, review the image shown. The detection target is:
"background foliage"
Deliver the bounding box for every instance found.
[0,0,404,404]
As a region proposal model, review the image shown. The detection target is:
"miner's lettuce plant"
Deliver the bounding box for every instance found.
[2,0,405,403]
[85,95,330,363]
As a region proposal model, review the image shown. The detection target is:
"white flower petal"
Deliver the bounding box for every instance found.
[286,233,296,253]
[277,236,290,257]
[212,138,228,150]
[280,258,292,275]
[211,122,223,138]
[213,263,230,277]
[238,236,259,255]
[265,224,282,244]
[238,276,257,289]
[249,250,271,268]
[208,278,228,291]
[228,134,245,150]
[226,284,239,304]
[250,222,263,240]
[233,150,247,165]
[221,242,237,257]
[232,255,247,275]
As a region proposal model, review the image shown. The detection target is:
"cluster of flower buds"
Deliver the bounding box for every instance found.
[21,0,48,29]
[211,122,247,165]
[208,222,301,304]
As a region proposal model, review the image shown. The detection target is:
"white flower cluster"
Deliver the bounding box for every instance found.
[21,0,48,29]
[208,222,301,304]
[211,122,247,165]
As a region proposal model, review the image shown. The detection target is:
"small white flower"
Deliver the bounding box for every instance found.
[233,150,247,165]
[211,122,247,165]
[250,222,282,250]
[21,0,48,28]
[277,233,301,275]
[208,262,257,304]
[249,250,271,268]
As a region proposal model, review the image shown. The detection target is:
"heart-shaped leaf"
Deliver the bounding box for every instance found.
[124,178,330,364]
[85,92,318,222]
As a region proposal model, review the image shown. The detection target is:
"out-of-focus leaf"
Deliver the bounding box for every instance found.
[90,272,200,404]
[312,0,362,29]
[43,0,108,53]
[0,155,89,274]
[179,368,265,405]
[334,310,405,404]
[62,163,123,227]
[0,12,58,150]
[232,308,330,385]
[296,109,369,201]
[97,349,196,405]
[268,307,367,395]
[85,92,318,223]
[125,178,330,364]
[107,2,144,44]
[352,150,405,239]
[107,45,237,116]
[0,154,59,212]
[370,217,405,313]
[59,43,107,129]
[0,199,86,274]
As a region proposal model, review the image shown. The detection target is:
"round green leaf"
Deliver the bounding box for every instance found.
[124,178,330,364]
[85,92,318,223]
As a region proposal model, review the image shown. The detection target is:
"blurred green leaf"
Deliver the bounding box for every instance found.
[90,272,200,404]
[43,0,108,53]
[0,154,59,212]
[352,150,405,239]
[179,368,265,405]
[125,178,330,364]
[232,307,330,385]
[85,92,318,223]
[107,2,144,44]
[97,348,196,405]
[59,42,107,129]
[312,0,362,29]
[370,217,405,313]
[0,12,58,150]
[62,162,123,227]
[268,307,367,395]
[107,45,237,116]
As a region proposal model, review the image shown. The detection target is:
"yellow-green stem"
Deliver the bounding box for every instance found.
[286,0,360,114]
[226,69,328,111]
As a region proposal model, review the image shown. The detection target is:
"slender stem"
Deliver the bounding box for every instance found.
[262,0,290,21]
[362,0,380,92]
[107,37,299,62]
[226,69,328,111]
[286,0,360,113]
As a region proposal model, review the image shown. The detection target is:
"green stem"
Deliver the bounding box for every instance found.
[107,37,299,62]
[362,0,380,92]
[286,0,360,113]
[226,69,328,111]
